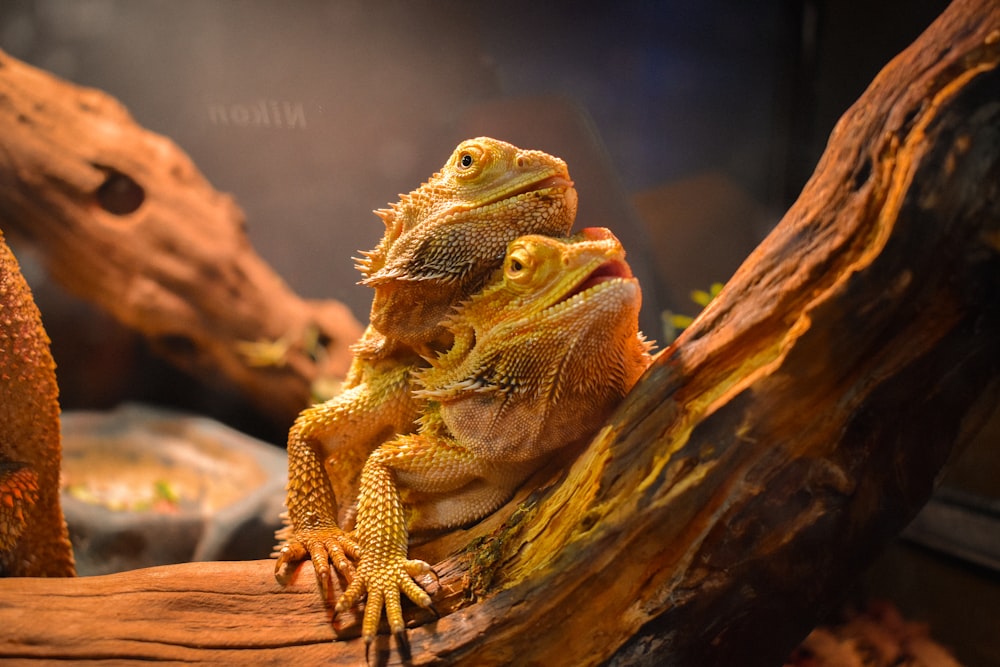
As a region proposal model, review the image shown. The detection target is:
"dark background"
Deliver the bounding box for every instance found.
[4,2,998,663]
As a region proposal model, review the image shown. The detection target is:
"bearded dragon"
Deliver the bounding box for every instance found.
[338,228,653,647]
[0,229,75,577]
[274,138,578,596]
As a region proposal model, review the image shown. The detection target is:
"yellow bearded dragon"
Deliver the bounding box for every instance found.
[339,228,652,647]
[274,138,578,596]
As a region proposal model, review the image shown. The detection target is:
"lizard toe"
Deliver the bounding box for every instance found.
[335,572,366,614]
[361,587,386,644]
[383,585,406,635]
[404,558,432,578]
[273,541,307,576]
[308,546,336,601]
[318,537,355,580]
[399,574,433,609]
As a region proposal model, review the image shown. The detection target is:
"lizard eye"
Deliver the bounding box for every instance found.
[505,247,534,286]
[453,143,486,179]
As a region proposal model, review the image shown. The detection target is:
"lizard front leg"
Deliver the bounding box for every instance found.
[275,427,357,601]
[274,358,419,601]
[338,431,507,646]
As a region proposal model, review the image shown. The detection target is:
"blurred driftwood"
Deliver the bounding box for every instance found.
[0,0,998,664]
[0,51,362,424]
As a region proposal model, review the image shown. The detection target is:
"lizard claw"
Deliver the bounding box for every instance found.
[273,541,306,575]
[273,525,360,603]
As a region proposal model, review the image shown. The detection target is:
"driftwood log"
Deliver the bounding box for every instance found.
[1,0,999,664]
[0,54,362,424]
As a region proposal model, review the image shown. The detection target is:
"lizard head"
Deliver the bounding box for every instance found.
[418,227,653,461]
[461,226,644,348]
[355,137,578,352]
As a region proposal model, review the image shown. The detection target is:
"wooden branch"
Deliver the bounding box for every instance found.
[1,0,998,664]
[0,52,362,424]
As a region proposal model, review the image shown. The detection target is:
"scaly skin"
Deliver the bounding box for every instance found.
[0,229,75,577]
[338,228,653,646]
[274,138,577,598]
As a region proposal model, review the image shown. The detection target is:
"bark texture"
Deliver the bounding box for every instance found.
[0,52,362,424]
[0,0,998,664]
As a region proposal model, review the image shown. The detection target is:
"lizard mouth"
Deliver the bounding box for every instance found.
[529,174,574,193]
[557,258,633,304]
[477,174,575,209]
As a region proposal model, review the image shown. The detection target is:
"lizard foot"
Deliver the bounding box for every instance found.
[274,525,359,602]
[335,551,435,645]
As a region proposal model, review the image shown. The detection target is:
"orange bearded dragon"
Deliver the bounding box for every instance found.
[340,228,652,647]
[0,229,75,577]
[274,138,578,596]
